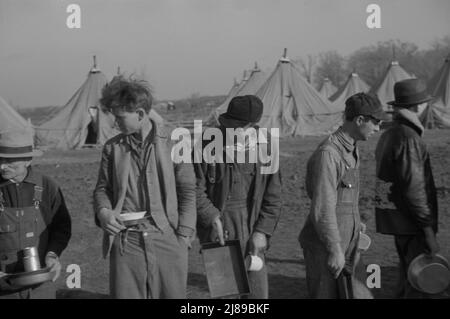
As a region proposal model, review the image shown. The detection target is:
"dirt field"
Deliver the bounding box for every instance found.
[32,129,450,299]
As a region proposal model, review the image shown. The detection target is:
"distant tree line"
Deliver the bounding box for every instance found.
[295,36,450,90]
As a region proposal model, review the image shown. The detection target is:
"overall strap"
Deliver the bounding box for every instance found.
[0,189,4,211]
[33,185,43,209]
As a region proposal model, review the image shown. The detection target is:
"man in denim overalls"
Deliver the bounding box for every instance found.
[299,93,388,298]
[195,95,282,299]
[0,129,71,299]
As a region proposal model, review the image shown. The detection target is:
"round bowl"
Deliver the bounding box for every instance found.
[407,253,450,294]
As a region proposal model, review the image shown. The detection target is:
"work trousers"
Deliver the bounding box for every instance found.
[222,200,268,299]
[303,245,373,299]
[110,226,188,299]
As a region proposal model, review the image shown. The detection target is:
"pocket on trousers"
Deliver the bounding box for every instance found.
[0,223,19,253]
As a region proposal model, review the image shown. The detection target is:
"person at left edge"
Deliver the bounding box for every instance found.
[0,129,71,299]
[93,75,196,299]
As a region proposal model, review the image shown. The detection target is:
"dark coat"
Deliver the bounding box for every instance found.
[0,169,71,257]
[194,129,282,244]
[375,116,438,234]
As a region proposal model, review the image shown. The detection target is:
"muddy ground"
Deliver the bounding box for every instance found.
[32,129,450,299]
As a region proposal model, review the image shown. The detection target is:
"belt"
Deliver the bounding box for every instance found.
[118,218,161,255]
[122,217,151,228]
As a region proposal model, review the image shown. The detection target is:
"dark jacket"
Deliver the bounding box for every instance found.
[375,116,438,233]
[194,128,282,244]
[0,169,72,257]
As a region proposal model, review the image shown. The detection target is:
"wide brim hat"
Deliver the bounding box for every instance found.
[0,129,43,158]
[387,78,433,107]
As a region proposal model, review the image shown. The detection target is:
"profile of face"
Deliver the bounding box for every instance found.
[112,108,145,135]
[408,102,427,114]
[0,157,32,181]
[354,115,382,141]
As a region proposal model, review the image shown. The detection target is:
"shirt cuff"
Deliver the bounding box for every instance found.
[176,225,195,238]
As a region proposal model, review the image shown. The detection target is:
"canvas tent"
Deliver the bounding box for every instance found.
[420,54,450,129]
[0,95,33,134]
[36,58,163,149]
[318,78,337,99]
[255,50,342,136]
[370,61,413,110]
[225,78,240,101]
[329,72,370,111]
[208,63,269,125]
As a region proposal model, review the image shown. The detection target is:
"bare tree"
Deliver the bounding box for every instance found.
[347,40,419,87]
[294,54,316,84]
[314,51,346,89]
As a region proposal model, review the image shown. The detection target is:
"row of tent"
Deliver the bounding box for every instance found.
[1,57,163,149]
[209,50,450,135]
[1,52,449,149]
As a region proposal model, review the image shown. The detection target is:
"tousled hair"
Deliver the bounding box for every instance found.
[100,75,153,113]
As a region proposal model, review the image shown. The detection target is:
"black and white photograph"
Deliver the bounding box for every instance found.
[0,0,450,305]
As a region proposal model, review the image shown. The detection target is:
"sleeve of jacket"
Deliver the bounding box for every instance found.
[253,169,282,237]
[174,161,197,237]
[309,149,341,251]
[395,137,434,228]
[194,162,221,228]
[93,143,114,227]
[45,177,72,257]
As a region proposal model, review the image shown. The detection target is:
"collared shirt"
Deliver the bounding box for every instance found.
[121,123,169,230]
[122,127,155,214]
[304,127,359,249]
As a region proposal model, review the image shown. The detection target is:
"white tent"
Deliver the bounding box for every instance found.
[36,57,163,149]
[319,78,338,99]
[370,61,413,110]
[0,95,33,134]
[421,54,450,128]
[256,50,342,136]
[208,63,269,125]
[330,72,370,111]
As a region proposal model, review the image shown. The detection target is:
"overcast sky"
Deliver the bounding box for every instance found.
[0,0,449,107]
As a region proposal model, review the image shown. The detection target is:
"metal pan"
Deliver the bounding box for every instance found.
[5,267,55,288]
[201,240,250,298]
[407,253,450,294]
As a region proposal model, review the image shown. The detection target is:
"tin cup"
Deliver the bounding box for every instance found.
[21,247,41,272]
[358,232,371,251]
[245,255,264,272]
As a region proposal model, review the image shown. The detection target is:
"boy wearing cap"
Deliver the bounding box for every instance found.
[194,95,282,299]
[0,129,71,299]
[299,93,388,298]
[94,76,196,299]
[375,78,439,298]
